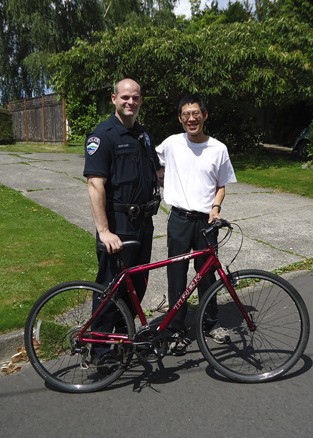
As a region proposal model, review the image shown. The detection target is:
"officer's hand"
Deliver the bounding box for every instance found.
[99,230,123,254]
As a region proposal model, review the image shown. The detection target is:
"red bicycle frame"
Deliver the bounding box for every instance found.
[78,244,256,346]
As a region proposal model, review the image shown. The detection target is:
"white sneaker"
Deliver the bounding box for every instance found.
[208,327,230,344]
[169,332,191,356]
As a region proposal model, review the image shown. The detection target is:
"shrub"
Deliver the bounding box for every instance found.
[0,109,14,144]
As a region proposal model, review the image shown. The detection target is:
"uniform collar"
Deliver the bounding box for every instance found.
[110,113,143,137]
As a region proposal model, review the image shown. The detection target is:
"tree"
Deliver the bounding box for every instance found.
[49,16,313,148]
[254,0,313,24]
[0,1,106,104]
[100,0,178,28]
[223,1,252,23]
[0,0,180,105]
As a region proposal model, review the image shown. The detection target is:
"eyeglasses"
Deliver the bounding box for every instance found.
[180,111,202,121]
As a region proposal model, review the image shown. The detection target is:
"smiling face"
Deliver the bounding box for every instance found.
[178,102,208,142]
[111,79,142,127]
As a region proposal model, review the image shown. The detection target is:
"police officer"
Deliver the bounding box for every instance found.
[84,78,162,366]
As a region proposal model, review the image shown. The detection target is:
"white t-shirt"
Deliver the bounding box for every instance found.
[156,133,237,213]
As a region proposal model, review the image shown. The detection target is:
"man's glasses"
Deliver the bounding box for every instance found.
[180,111,202,121]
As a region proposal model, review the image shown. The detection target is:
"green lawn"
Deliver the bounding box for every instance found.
[0,142,84,154]
[0,144,312,334]
[0,185,97,333]
[233,149,313,198]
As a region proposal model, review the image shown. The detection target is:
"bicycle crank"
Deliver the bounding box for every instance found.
[133,327,168,363]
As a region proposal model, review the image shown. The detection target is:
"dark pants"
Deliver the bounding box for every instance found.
[167,210,218,332]
[91,217,154,357]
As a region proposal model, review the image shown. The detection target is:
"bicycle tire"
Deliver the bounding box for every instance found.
[24,281,135,393]
[196,269,310,383]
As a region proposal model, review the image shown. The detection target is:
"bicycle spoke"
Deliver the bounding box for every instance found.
[197,270,310,382]
[25,281,135,393]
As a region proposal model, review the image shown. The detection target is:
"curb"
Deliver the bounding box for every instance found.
[0,329,24,364]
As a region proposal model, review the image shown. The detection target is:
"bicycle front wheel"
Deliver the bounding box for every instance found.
[197,270,310,383]
[24,281,135,393]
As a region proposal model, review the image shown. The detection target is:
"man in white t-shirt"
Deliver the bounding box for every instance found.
[156,93,237,355]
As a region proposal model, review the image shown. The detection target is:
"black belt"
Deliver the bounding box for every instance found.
[172,206,209,220]
[113,203,146,215]
[111,201,158,219]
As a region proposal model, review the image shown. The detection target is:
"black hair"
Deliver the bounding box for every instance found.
[178,93,207,115]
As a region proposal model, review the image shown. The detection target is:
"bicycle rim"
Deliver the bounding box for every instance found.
[24,281,135,393]
[197,270,310,383]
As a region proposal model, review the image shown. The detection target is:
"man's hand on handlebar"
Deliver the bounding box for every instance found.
[208,210,221,224]
[98,229,123,254]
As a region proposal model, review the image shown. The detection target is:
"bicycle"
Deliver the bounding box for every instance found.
[24,219,310,393]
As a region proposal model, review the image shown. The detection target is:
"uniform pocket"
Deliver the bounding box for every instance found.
[114,145,138,184]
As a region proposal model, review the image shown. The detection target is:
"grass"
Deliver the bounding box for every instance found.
[0,143,312,335]
[232,148,313,198]
[0,185,97,334]
[0,142,84,154]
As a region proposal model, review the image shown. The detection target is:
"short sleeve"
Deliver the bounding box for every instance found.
[155,142,166,167]
[83,129,112,178]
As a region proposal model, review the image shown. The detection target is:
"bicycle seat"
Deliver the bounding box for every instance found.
[97,240,141,254]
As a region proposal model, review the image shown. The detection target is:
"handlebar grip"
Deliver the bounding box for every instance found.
[97,240,141,254]
[202,219,232,239]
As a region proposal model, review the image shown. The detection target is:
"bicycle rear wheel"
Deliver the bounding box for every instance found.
[197,269,310,383]
[24,281,135,393]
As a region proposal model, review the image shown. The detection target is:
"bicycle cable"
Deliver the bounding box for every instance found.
[224,222,244,271]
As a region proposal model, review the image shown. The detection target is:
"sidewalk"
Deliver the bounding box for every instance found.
[1,151,313,361]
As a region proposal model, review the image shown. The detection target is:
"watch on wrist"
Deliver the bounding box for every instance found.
[212,204,221,213]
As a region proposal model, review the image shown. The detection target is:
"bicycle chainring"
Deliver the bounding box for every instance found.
[133,327,168,363]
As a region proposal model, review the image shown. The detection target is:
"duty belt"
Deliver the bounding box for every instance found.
[112,199,160,219]
[113,203,145,217]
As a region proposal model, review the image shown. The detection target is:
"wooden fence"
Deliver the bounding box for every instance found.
[8,94,67,144]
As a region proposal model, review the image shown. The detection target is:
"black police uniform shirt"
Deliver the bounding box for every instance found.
[84,113,161,236]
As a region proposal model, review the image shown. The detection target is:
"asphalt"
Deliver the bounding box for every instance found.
[1,151,313,363]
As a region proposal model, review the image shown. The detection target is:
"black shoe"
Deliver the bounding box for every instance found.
[90,352,120,374]
[168,331,191,356]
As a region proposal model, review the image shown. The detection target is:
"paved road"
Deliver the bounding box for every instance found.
[0,271,312,438]
[0,151,313,437]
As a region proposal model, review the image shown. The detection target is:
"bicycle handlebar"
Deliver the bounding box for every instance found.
[97,240,141,254]
[202,218,232,239]
[97,220,232,254]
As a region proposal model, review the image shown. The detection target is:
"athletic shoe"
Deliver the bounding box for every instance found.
[208,327,230,344]
[169,331,191,356]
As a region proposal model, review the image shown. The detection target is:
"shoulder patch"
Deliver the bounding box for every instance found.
[144,132,151,147]
[86,136,100,155]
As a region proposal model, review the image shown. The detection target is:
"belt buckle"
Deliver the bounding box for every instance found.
[128,204,140,219]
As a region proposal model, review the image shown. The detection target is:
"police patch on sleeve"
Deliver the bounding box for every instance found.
[86,136,100,155]
[144,132,151,147]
